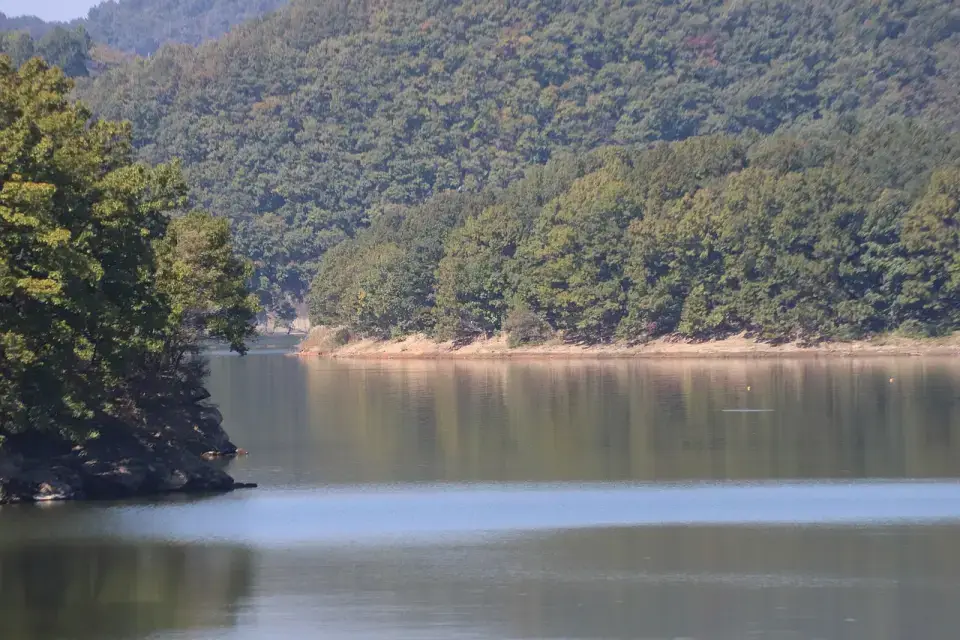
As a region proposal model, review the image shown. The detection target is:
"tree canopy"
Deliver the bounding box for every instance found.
[72,0,960,317]
[0,27,92,77]
[0,56,258,442]
[310,125,960,344]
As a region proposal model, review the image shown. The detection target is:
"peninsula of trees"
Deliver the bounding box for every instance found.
[309,126,960,346]
[0,58,259,503]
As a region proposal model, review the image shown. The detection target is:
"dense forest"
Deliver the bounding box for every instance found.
[74,0,960,325]
[0,0,288,56]
[0,57,257,445]
[0,27,92,76]
[309,124,960,344]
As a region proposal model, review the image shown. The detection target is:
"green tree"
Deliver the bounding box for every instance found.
[0,57,256,441]
[515,162,636,341]
[0,27,91,77]
[36,27,91,77]
[0,31,35,68]
[897,168,960,333]
[156,211,260,355]
[433,154,592,339]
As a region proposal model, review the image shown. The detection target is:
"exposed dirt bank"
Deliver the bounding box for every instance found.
[296,328,960,359]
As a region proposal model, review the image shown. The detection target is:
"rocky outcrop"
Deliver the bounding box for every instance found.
[0,396,256,504]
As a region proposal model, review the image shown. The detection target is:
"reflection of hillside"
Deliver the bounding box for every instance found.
[207,354,316,482]
[251,524,960,640]
[0,541,254,640]
[299,358,960,482]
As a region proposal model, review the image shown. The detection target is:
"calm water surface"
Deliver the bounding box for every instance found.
[4,343,960,639]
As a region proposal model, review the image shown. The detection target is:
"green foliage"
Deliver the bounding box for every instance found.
[156,211,261,354]
[434,154,590,339]
[514,163,635,342]
[625,165,876,343]
[503,303,552,348]
[309,190,489,337]
[433,205,524,340]
[896,168,960,333]
[351,242,421,338]
[0,27,91,77]
[75,0,960,307]
[0,58,256,441]
[308,125,960,345]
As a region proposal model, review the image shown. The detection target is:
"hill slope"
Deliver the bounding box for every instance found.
[77,0,960,315]
[82,0,289,55]
[0,12,52,38]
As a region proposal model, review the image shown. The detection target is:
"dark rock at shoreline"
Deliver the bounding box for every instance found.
[0,398,254,505]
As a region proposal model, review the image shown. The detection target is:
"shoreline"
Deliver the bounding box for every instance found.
[0,397,256,505]
[295,331,960,360]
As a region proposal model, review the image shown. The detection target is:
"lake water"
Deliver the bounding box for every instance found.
[4,343,960,639]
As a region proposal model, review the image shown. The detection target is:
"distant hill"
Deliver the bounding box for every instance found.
[75,0,960,317]
[0,12,53,38]
[82,0,289,55]
[0,0,288,56]
[0,26,92,76]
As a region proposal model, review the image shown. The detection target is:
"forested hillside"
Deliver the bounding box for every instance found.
[0,0,288,56]
[309,124,960,343]
[77,0,960,321]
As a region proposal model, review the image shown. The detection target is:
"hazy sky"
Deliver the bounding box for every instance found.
[0,0,101,21]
